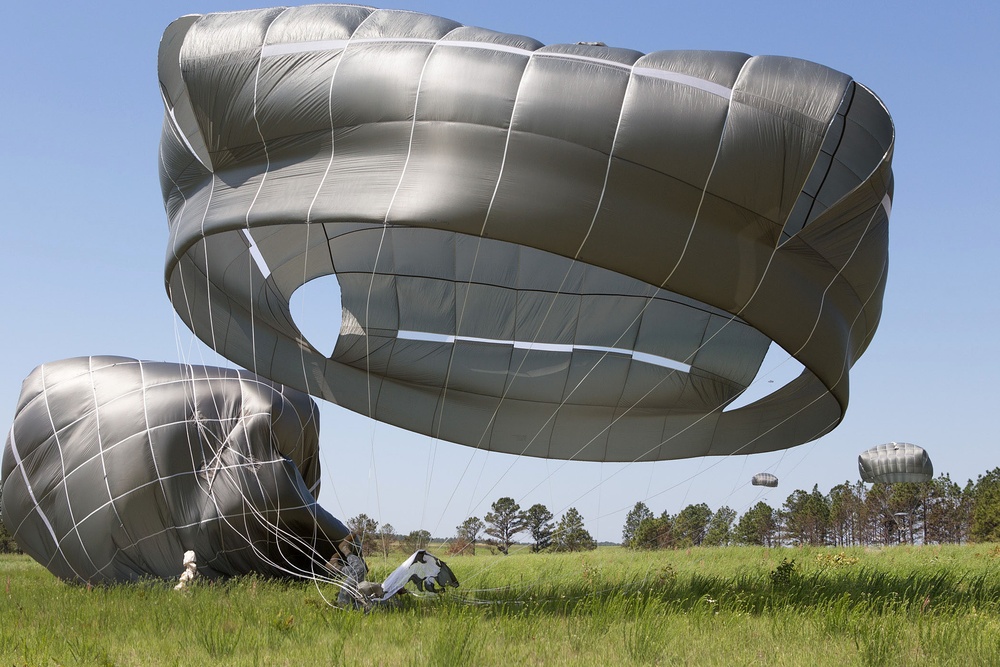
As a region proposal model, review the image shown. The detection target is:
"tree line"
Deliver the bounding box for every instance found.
[345,499,598,557]
[4,467,1000,557]
[623,469,1000,549]
[340,467,1000,557]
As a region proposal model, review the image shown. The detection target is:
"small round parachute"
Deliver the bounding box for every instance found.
[858,442,933,484]
[0,356,349,585]
[158,6,894,462]
[751,472,778,487]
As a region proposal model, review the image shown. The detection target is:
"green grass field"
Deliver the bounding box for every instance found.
[3,544,1000,666]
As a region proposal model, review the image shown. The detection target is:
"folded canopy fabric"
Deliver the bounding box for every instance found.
[1,356,349,584]
[159,5,894,462]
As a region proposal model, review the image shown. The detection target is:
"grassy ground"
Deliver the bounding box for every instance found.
[3,544,1000,666]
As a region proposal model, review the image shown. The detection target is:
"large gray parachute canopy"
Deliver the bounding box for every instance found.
[858,442,933,484]
[0,356,350,585]
[158,6,894,462]
[751,472,778,487]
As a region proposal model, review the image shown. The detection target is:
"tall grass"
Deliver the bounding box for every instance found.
[3,545,1000,665]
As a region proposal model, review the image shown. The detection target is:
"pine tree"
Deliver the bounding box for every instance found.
[703,506,737,546]
[346,513,379,552]
[522,503,554,552]
[484,497,526,555]
[553,507,597,552]
[971,468,1000,542]
[622,501,653,548]
[403,529,431,552]
[673,503,713,547]
[735,502,776,546]
[452,516,485,555]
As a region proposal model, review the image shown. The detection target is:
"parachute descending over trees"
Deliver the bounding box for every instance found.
[751,473,779,488]
[158,5,894,463]
[0,357,350,585]
[858,442,933,484]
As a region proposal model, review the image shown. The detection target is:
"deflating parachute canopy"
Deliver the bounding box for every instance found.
[858,442,933,484]
[0,356,350,585]
[751,472,778,487]
[159,6,894,462]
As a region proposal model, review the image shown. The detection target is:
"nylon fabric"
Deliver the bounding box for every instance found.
[0,356,349,585]
[158,5,895,462]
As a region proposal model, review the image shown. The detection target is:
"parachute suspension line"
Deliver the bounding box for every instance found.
[468,74,887,545]
[644,459,657,505]
[458,60,651,518]
[164,93,223,375]
[240,9,321,573]
[731,455,750,496]
[596,463,605,545]
[134,359,180,552]
[150,11,895,601]
[188,374,345,585]
[363,26,453,543]
[419,439,439,532]
[490,96,885,541]
[596,225,889,524]
[291,236,348,529]
[355,123,391,547]
[4,430,68,573]
[159,138,213,374]
[463,64,744,517]
[36,365,101,577]
[342,14,387,546]
[600,415,843,521]
[407,27,468,534]
[462,447,493,531]
[545,458,556,510]
[648,141,885,520]
[298,17,390,535]
[569,251,877,526]
[788,216,881,363]
[243,9,287,379]
[195,177,220,360]
[430,446,485,538]
[425,47,535,538]
[155,320,342,588]
[365,421,384,552]
[713,184,891,517]
[657,64,743,290]
[570,68,637,256]
[296,40,352,529]
[677,455,708,516]
[202,459,336,583]
[165,316,336,582]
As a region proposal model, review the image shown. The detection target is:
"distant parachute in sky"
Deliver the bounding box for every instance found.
[0,357,349,585]
[751,472,779,488]
[858,442,933,484]
[158,5,894,463]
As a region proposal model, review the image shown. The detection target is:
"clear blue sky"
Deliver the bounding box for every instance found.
[1,1,997,543]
